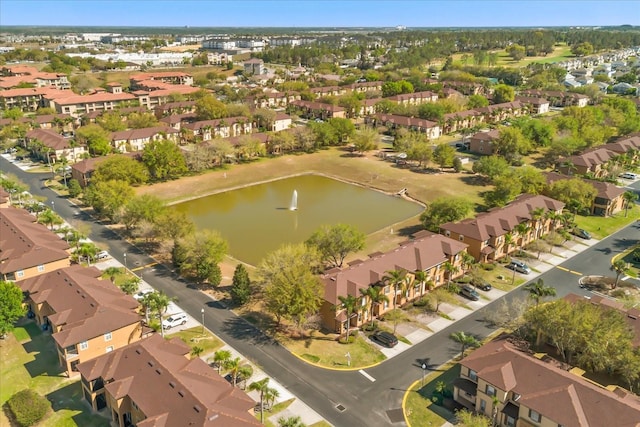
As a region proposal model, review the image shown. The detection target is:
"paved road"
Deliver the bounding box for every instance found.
[3,155,639,426]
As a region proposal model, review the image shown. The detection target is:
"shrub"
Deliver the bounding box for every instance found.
[413,296,430,307]
[302,353,320,363]
[481,263,496,271]
[7,389,49,427]
[338,334,356,344]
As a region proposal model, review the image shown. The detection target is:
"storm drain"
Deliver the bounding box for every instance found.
[335,404,346,412]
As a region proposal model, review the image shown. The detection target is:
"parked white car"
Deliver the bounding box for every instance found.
[162,312,188,330]
[619,172,638,180]
[133,289,154,301]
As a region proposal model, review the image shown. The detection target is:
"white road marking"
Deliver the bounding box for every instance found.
[359,370,376,382]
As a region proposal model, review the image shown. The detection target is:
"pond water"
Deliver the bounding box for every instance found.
[173,174,423,265]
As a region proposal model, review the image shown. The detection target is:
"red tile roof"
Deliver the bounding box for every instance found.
[47,91,136,105]
[77,334,261,427]
[374,113,439,129]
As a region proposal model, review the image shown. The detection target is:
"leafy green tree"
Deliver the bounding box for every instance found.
[175,230,228,287]
[0,280,27,338]
[420,197,473,232]
[611,259,634,290]
[309,122,339,147]
[153,210,195,245]
[327,117,355,144]
[484,174,522,208]
[506,44,526,61]
[523,279,556,306]
[382,80,414,97]
[472,155,510,181]
[513,118,555,147]
[467,94,489,109]
[450,331,480,359]
[545,178,597,215]
[67,179,82,198]
[408,141,433,168]
[257,243,323,329]
[195,94,228,120]
[571,42,594,57]
[75,124,112,156]
[305,224,365,268]
[351,128,379,155]
[96,111,127,132]
[492,84,515,104]
[121,194,165,232]
[142,139,188,181]
[417,103,446,121]
[493,127,531,163]
[230,264,252,305]
[455,409,491,427]
[3,107,23,120]
[433,143,456,168]
[83,179,135,221]
[516,166,546,194]
[127,112,159,129]
[92,155,149,185]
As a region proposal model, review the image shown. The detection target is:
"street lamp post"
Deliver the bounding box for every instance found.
[201,308,205,335]
[123,253,127,270]
[50,200,54,211]
[421,363,427,387]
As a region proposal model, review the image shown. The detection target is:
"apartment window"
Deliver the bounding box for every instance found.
[468,369,477,381]
[361,297,366,307]
[16,270,24,278]
[444,230,451,237]
[383,300,389,309]
[106,346,113,353]
[458,235,464,241]
[485,385,496,397]
[506,416,516,427]
[479,399,486,412]
[37,265,45,272]
[384,286,390,294]
[529,409,541,423]
[104,332,112,342]
[512,392,521,402]
[79,341,88,351]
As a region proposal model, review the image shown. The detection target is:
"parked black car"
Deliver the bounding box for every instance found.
[372,330,398,348]
[473,280,492,291]
[572,228,591,240]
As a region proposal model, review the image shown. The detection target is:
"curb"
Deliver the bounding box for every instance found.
[288,346,385,372]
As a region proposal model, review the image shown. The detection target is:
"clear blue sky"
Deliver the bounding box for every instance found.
[1,1,639,27]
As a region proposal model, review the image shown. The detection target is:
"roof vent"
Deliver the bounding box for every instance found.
[193,405,201,413]
[169,381,175,388]
[178,390,184,397]
[135,349,141,355]
[147,361,154,367]
[155,369,162,375]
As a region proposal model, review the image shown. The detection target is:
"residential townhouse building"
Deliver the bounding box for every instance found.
[440,194,565,263]
[386,90,438,106]
[243,58,264,75]
[0,87,68,111]
[0,65,70,90]
[19,265,143,376]
[442,110,485,134]
[453,336,640,427]
[0,113,77,133]
[310,85,348,98]
[245,91,301,109]
[474,101,528,123]
[272,112,292,132]
[154,100,197,118]
[320,231,468,334]
[468,129,500,155]
[129,72,194,87]
[206,51,232,65]
[77,334,261,427]
[159,112,198,131]
[0,206,71,281]
[348,80,384,94]
[111,126,180,152]
[182,116,253,141]
[557,146,619,177]
[513,96,550,114]
[518,89,589,108]
[24,128,87,163]
[545,172,625,217]
[289,100,347,119]
[0,188,10,208]
[358,98,381,116]
[45,91,138,116]
[365,113,441,140]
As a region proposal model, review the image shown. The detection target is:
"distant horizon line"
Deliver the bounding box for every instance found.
[2,24,637,29]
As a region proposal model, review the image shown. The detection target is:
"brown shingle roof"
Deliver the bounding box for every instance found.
[26,128,71,150]
[0,207,70,275]
[111,126,179,141]
[461,337,640,426]
[321,231,467,305]
[77,334,261,427]
[546,172,625,202]
[18,265,140,347]
[441,194,564,241]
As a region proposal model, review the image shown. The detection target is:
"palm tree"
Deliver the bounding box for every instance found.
[449,331,480,359]
[144,291,173,337]
[622,191,638,217]
[530,207,545,239]
[360,286,389,329]
[264,385,280,412]
[76,242,99,265]
[224,357,252,388]
[119,276,140,295]
[442,261,460,290]
[209,349,231,374]
[191,346,204,358]
[278,415,306,427]
[103,266,123,283]
[38,209,63,230]
[611,259,632,289]
[383,269,407,309]
[248,378,274,424]
[460,252,476,275]
[414,270,428,296]
[514,223,531,256]
[337,294,358,341]
[523,278,556,306]
[503,233,514,257]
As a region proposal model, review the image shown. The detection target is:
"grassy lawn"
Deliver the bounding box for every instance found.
[166,327,223,356]
[281,330,386,369]
[404,362,460,427]
[575,206,639,240]
[450,44,573,69]
[0,320,110,427]
[255,398,295,427]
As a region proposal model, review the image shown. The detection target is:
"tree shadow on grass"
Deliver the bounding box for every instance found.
[222,316,276,346]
